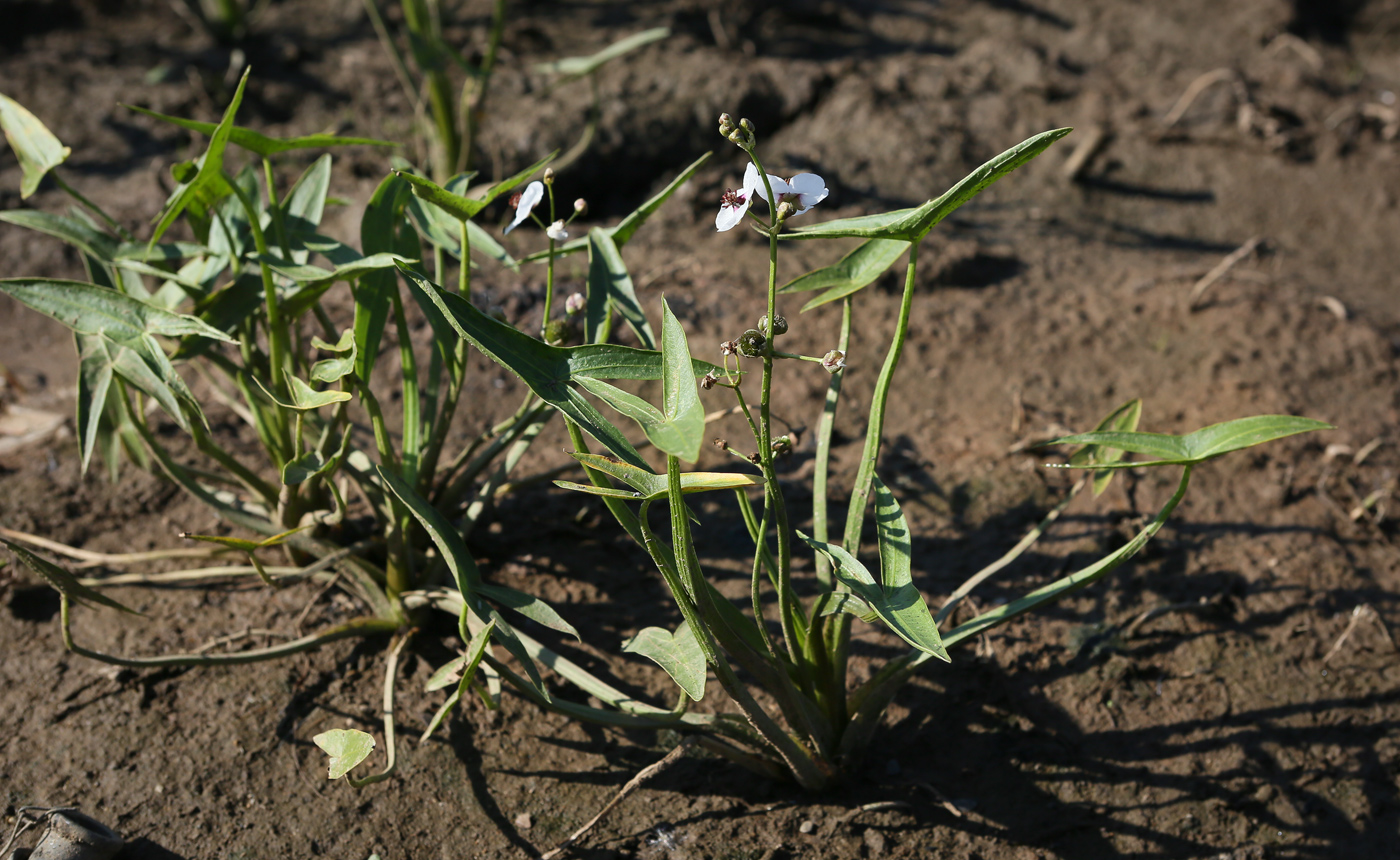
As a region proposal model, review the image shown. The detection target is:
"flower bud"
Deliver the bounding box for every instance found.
[546,219,568,241]
[544,318,569,346]
[700,372,717,390]
[771,435,793,456]
[775,200,796,221]
[720,339,739,357]
[543,167,556,185]
[565,292,585,315]
[758,314,788,337]
[821,349,846,374]
[573,198,587,215]
[738,329,767,357]
[718,113,736,136]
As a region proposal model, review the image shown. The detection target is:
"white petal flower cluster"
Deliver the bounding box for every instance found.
[715,163,828,232]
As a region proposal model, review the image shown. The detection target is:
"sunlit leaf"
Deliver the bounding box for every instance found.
[534,27,670,79]
[255,374,352,411]
[421,618,497,741]
[556,452,759,501]
[779,238,909,313]
[310,330,357,384]
[782,128,1072,242]
[0,537,139,614]
[124,103,396,158]
[282,154,332,241]
[313,729,375,780]
[622,619,706,701]
[281,427,351,485]
[0,277,236,344]
[0,93,71,198]
[1050,414,1334,469]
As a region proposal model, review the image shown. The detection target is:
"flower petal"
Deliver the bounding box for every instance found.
[753,172,793,203]
[787,173,829,213]
[503,181,544,235]
[741,162,761,195]
[715,198,750,232]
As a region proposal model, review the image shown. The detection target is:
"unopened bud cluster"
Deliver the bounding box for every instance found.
[718,113,756,148]
[737,328,767,357]
[758,314,787,337]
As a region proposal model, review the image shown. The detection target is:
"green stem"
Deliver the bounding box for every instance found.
[61,595,397,668]
[841,242,920,555]
[227,175,292,398]
[812,297,852,587]
[52,174,134,242]
[392,291,421,484]
[348,630,415,787]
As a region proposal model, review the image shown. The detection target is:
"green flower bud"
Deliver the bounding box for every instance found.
[758,314,788,337]
[738,329,766,357]
[544,318,569,346]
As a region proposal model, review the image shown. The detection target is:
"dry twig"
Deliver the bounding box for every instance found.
[537,739,695,860]
[1187,236,1264,309]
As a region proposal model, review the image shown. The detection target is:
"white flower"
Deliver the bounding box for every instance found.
[504,181,544,235]
[716,163,829,232]
[546,219,568,242]
[753,169,828,217]
[715,163,761,232]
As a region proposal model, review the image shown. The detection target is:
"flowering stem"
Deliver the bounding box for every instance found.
[543,186,557,338]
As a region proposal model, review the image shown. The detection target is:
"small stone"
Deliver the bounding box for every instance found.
[863,827,887,856]
[514,812,533,830]
[798,819,815,834]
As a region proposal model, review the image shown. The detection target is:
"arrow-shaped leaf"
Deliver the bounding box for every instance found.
[312,729,375,780]
[1050,414,1334,469]
[622,619,706,701]
[396,152,555,221]
[0,93,71,198]
[781,128,1072,242]
[0,278,236,343]
[585,228,654,347]
[1,537,139,614]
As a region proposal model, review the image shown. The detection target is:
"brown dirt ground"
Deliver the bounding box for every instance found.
[2,0,1400,858]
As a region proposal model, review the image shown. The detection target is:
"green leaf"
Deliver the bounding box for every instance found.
[798,523,948,659]
[814,591,878,623]
[0,210,118,261]
[283,154,333,239]
[1050,414,1334,470]
[1068,398,1143,495]
[313,729,375,780]
[150,70,250,246]
[522,152,712,263]
[395,263,644,467]
[310,330,358,384]
[124,103,396,158]
[622,620,706,701]
[282,427,352,485]
[395,152,555,221]
[779,238,909,313]
[477,584,579,640]
[401,171,518,270]
[256,251,414,290]
[655,300,705,462]
[0,278,236,345]
[782,128,1072,242]
[0,537,139,614]
[354,173,407,382]
[586,228,654,348]
[0,93,71,198]
[179,526,307,554]
[255,374,352,411]
[74,333,114,475]
[420,618,498,742]
[556,452,758,501]
[534,27,670,79]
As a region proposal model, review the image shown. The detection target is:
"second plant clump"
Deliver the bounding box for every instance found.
[0,78,1329,792]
